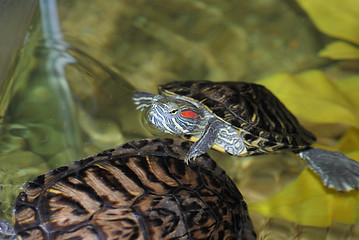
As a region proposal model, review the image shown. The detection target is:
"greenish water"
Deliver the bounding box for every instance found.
[0,3,140,219]
[0,1,358,239]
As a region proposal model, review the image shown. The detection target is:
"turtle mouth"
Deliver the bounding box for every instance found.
[142,113,164,136]
[146,109,171,134]
[147,107,183,135]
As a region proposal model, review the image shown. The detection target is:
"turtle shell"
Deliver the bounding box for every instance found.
[160,80,316,154]
[14,138,256,240]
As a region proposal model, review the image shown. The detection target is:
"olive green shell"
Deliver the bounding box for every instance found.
[14,138,256,240]
[160,80,316,154]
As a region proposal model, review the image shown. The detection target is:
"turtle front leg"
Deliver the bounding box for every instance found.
[184,118,223,163]
[216,124,246,156]
[297,147,359,191]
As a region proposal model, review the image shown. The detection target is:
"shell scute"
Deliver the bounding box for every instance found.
[160,80,316,151]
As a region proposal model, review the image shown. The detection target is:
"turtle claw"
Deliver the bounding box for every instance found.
[297,148,359,191]
[184,141,206,164]
[184,148,201,164]
[0,219,16,240]
[184,154,194,164]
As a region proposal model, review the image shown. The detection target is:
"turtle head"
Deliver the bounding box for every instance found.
[148,95,202,135]
[133,91,202,135]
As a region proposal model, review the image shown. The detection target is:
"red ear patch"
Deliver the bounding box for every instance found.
[181,110,198,119]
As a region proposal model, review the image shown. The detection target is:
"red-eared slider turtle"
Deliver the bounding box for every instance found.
[133,80,359,191]
[0,138,256,240]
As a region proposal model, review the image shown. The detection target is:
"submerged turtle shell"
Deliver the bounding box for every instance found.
[14,138,256,240]
[160,80,316,154]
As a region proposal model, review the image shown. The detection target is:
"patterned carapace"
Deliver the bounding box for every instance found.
[13,138,256,240]
[159,80,316,151]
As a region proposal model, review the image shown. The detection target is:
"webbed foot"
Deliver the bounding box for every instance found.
[297,148,359,191]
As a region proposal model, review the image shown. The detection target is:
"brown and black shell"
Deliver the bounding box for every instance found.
[14,138,256,240]
[160,80,316,154]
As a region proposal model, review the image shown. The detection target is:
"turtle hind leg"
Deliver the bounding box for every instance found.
[0,219,16,240]
[297,147,359,191]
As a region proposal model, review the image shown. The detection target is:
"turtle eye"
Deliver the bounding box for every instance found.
[169,108,178,115]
